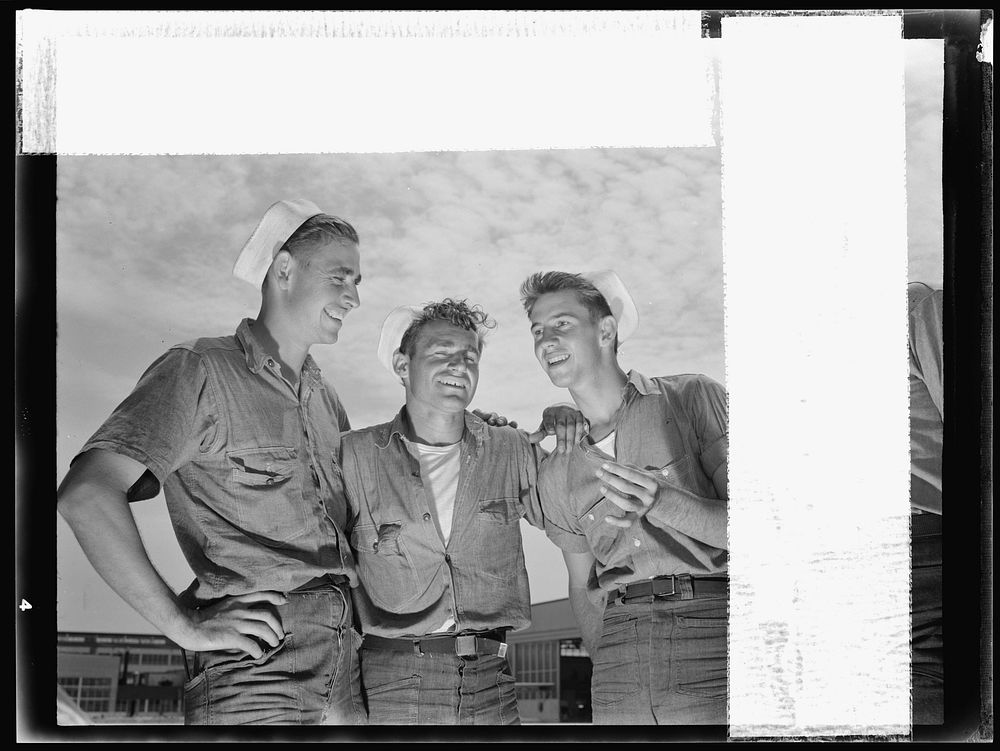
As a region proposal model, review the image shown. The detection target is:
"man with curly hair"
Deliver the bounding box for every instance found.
[520,270,729,726]
[340,298,581,725]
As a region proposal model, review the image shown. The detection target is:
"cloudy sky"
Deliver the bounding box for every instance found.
[55,40,943,634]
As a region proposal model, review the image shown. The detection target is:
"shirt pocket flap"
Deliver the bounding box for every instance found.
[477,497,521,524]
[351,522,403,555]
[228,446,298,487]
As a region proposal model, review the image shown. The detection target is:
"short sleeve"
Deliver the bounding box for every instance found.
[908,284,944,510]
[909,286,944,418]
[338,435,364,530]
[78,347,220,486]
[513,429,545,530]
[537,453,592,554]
[683,376,729,480]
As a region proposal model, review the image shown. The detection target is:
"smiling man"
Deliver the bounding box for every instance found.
[520,270,729,726]
[340,299,561,725]
[57,200,367,725]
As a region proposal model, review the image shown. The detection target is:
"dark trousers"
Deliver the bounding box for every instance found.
[591,594,727,725]
[183,579,367,725]
[359,647,520,725]
[911,512,943,724]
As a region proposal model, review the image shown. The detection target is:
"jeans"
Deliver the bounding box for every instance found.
[183,579,367,725]
[911,512,943,724]
[360,647,520,725]
[591,594,727,725]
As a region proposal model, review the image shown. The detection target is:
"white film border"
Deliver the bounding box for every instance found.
[721,14,910,737]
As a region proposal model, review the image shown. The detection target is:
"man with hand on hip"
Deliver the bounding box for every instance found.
[57,199,367,725]
[520,270,729,725]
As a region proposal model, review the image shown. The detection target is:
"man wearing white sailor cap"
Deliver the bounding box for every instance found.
[520,270,730,725]
[339,298,583,725]
[57,200,367,725]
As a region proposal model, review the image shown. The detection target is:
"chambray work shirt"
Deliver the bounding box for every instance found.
[79,319,357,601]
[540,371,729,595]
[341,409,544,638]
[908,283,944,514]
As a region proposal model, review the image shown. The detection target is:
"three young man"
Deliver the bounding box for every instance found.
[58,197,728,726]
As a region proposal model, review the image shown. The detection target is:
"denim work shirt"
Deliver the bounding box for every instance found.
[79,319,357,601]
[341,409,544,638]
[908,283,943,514]
[540,371,729,595]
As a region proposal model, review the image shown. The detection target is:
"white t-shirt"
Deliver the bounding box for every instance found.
[592,430,617,459]
[414,441,462,545]
[413,440,462,634]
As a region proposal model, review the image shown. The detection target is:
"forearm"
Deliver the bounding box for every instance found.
[58,480,195,644]
[645,484,728,550]
[568,586,605,658]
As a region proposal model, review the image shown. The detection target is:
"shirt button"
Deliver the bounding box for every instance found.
[423,513,431,521]
[587,513,594,521]
[265,477,275,486]
[633,538,641,547]
[372,542,379,552]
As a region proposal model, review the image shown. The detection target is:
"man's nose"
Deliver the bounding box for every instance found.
[539,329,558,348]
[342,284,360,309]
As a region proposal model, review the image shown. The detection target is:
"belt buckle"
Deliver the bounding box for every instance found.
[455,635,478,658]
[652,574,677,599]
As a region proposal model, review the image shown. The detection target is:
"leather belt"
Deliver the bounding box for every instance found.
[614,574,728,604]
[362,629,509,659]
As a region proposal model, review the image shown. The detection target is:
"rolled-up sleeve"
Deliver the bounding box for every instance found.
[684,375,729,480]
[908,285,944,508]
[537,454,591,553]
[78,347,220,486]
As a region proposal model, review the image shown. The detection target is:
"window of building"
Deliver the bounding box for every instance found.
[509,640,558,701]
[78,699,110,713]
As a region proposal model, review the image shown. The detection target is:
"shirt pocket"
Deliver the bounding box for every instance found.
[577,496,629,567]
[475,497,524,580]
[477,497,523,524]
[350,522,421,612]
[225,446,308,542]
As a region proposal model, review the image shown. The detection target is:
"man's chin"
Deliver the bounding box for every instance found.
[436,392,473,411]
[543,370,572,389]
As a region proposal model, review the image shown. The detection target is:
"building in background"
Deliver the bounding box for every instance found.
[507,598,592,724]
[58,598,592,724]
[57,632,185,722]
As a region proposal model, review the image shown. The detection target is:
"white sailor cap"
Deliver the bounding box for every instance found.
[232,199,325,288]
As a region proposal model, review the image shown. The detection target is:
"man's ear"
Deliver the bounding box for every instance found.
[392,350,410,382]
[270,249,294,290]
[598,315,619,349]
